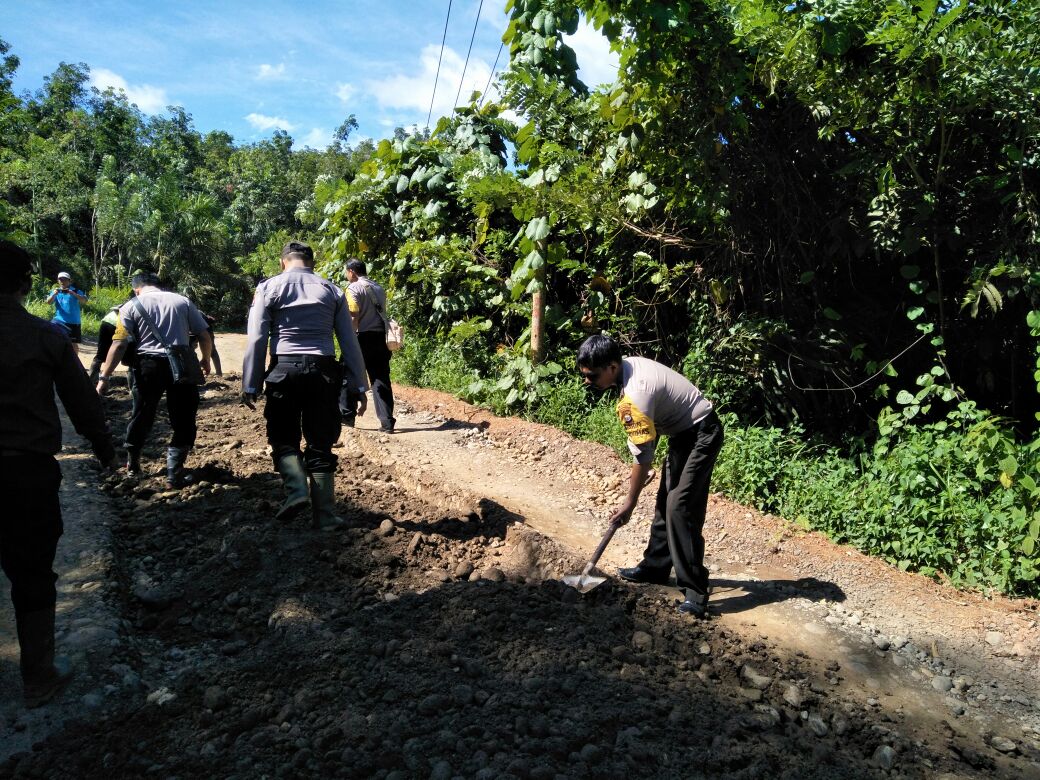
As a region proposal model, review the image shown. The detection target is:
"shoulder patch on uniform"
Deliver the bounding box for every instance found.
[617,395,656,445]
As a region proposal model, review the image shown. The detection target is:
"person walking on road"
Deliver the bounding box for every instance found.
[202,312,222,377]
[45,271,87,343]
[96,272,212,486]
[89,303,123,383]
[190,311,222,378]
[338,258,396,433]
[577,334,724,617]
[242,241,369,529]
[0,239,117,707]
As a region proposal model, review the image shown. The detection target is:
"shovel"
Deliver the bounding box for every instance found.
[563,517,625,593]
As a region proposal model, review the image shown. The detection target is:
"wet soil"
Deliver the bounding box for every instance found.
[1,335,1038,778]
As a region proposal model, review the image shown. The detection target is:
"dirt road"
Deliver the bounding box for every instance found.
[1,333,1037,778]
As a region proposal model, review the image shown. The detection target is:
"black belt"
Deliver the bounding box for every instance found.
[273,354,334,363]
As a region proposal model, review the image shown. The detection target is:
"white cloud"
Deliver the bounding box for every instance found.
[366,45,494,122]
[500,107,524,127]
[478,0,508,31]
[257,63,287,80]
[565,20,619,88]
[335,82,355,105]
[300,127,333,149]
[90,68,169,114]
[245,112,297,132]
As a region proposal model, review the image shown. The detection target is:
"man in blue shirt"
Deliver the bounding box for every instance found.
[45,271,87,343]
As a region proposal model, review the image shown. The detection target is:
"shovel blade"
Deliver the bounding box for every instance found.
[562,572,607,594]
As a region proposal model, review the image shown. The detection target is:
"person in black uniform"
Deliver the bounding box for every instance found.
[0,239,116,707]
[190,311,222,378]
[242,241,368,529]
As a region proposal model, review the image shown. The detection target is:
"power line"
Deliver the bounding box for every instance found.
[452,0,485,117]
[478,40,505,108]
[426,0,454,130]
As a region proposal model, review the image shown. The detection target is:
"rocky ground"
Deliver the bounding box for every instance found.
[1,335,1039,778]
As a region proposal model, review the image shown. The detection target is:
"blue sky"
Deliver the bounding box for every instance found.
[1,0,617,149]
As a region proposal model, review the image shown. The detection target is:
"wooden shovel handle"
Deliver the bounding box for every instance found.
[586,518,624,571]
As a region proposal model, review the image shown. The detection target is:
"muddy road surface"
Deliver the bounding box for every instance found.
[1,335,1038,778]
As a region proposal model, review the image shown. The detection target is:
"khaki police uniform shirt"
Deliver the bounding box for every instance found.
[346,276,388,334]
[616,356,713,465]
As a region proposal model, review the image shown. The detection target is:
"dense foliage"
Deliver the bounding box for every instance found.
[320,0,1040,596]
[3,2,1038,596]
[0,41,373,318]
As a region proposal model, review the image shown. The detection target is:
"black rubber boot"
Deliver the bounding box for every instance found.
[166,446,191,488]
[309,472,344,530]
[16,608,73,708]
[275,454,310,521]
[125,446,142,477]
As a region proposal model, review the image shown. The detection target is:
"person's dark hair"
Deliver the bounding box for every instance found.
[281,241,314,265]
[345,258,366,276]
[577,334,622,369]
[0,239,33,295]
[131,271,162,290]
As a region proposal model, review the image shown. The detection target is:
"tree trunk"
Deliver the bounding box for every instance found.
[530,239,547,364]
[91,208,104,289]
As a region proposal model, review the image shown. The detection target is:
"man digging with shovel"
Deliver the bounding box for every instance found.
[577,335,724,617]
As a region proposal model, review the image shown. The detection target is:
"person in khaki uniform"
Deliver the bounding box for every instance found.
[577,334,724,617]
[338,259,396,433]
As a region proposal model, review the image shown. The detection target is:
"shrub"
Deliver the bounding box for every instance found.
[712,406,1039,597]
[391,334,475,397]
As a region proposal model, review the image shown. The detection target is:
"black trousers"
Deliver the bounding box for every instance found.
[190,327,222,376]
[339,330,395,430]
[0,455,63,615]
[126,355,200,450]
[89,321,117,382]
[55,322,82,343]
[265,356,342,473]
[639,410,724,598]
[208,328,222,377]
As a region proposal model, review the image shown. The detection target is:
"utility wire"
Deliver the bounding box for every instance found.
[452,0,485,117]
[478,40,505,108]
[426,0,454,131]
